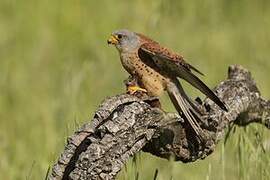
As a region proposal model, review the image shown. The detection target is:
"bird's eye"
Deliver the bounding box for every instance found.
[117,34,123,39]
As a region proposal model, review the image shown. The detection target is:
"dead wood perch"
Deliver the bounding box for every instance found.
[49,65,270,180]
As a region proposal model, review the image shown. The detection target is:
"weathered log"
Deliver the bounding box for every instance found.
[49,65,270,180]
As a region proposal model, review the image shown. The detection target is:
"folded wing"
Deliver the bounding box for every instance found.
[138,43,228,112]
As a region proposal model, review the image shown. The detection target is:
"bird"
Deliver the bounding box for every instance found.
[107,29,228,141]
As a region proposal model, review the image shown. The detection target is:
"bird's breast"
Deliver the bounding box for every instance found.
[120,52,137,75]
[120,52,167,96]
[140,73,166,96]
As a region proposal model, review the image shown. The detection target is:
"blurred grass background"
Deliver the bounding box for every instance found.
[0,0,270,179]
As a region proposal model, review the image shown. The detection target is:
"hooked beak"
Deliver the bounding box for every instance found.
[107,35,119,45]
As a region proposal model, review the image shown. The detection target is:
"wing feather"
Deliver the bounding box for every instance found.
[138,43,228,112]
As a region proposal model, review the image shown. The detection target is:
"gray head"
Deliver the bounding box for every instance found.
[107,29,141,53]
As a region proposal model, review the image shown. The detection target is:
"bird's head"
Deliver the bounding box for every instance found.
[107,29,141,53]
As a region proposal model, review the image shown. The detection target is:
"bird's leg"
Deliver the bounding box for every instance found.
[124,75,147,95]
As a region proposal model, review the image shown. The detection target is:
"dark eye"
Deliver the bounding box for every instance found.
[117,34,123,39]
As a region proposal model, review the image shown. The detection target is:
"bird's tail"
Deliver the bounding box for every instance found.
[166,80,205,142]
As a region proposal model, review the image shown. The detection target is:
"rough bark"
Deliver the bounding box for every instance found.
[49,65,270,180]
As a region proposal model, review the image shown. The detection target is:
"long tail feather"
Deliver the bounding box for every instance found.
[167,80,204,141]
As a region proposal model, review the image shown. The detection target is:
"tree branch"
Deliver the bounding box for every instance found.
[48,65,270,180]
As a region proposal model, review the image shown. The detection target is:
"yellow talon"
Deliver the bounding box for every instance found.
[127,86,147,95]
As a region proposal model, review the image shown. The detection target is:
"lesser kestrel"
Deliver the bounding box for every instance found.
[107,29,227,141]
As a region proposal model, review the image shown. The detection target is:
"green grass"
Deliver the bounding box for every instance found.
[0,0,270,179]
